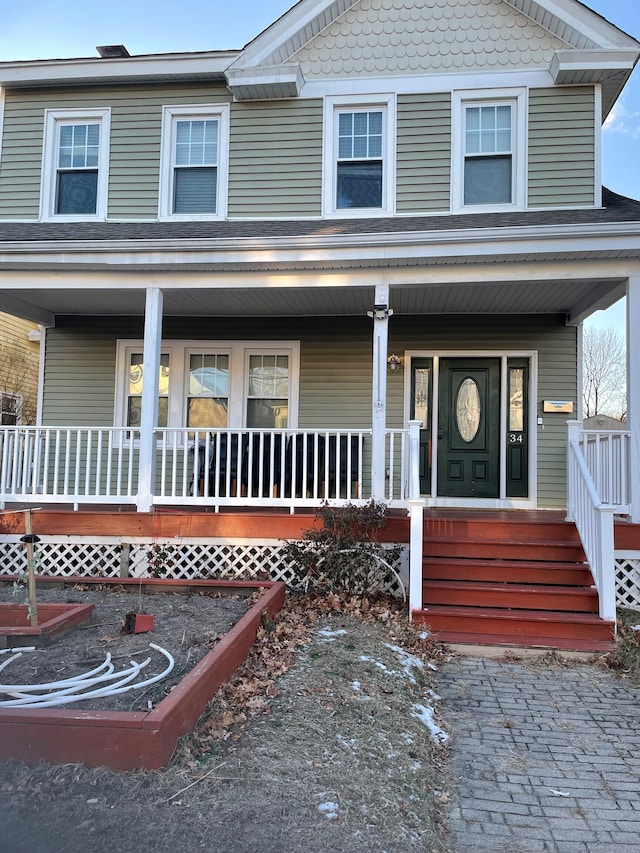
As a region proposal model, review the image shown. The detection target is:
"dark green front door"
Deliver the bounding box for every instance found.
[437,358,500,498]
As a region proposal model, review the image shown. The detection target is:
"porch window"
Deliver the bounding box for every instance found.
[452,89,526,212]
[126,353,169,428]
[187,353,229,429]
[115,341,299,430]
[40,108,110,220]
[159,105,229,220]
[323,95,396,216]
[246,354,289,428]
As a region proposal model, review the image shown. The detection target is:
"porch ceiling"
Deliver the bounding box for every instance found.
[0,276,624,324]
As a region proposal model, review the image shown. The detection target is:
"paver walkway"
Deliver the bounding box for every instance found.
[437,655,640,853]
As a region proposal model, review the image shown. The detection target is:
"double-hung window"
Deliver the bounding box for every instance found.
[159,105,229,219]
[452,89,526,212]
[323,95,395,216]
[40,108,110,220]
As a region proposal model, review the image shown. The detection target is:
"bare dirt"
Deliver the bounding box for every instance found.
[0,584,250,713]
[0,592,454,853]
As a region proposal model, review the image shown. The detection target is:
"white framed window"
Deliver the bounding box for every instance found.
[40,108,111,221]
[115,341,299,430]
[452,89,527,213]
[159,105,230,220]
[323,94,396,217]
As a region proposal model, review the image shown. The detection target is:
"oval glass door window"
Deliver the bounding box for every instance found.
[456,378,481,442]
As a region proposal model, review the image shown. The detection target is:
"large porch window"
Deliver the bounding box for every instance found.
[115,340,299,430]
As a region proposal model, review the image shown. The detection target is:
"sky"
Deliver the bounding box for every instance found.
[0,0,637,333]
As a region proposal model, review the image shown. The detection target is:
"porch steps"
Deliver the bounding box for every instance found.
[414,512,615,651]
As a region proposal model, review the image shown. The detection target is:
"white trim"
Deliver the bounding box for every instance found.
[35,325,46,427]
[403,349,538,508]
[115,339,300,431]
[0,53,238,89]
[594,83,602,207]
[0,87,5,165]
[39,107,111,222]
[322,93,396,218]
[302,69,554,100]
[158,103,230,221]
[451,88,527,214]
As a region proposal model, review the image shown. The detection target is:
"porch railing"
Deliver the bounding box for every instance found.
[578,429,631,512]
[0,425,411,511]
[156,428,376,509]
[0,427,140,508]
[566,423,617,621]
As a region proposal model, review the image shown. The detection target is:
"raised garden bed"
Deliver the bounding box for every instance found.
[0,602,95,647]
[0,577,285,771]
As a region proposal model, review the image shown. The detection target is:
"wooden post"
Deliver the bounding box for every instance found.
[24,510,38,627]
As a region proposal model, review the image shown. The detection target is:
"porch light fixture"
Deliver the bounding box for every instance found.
[387,353,402,372]
[367,304,393,321]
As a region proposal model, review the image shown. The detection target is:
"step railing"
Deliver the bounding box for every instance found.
[566,422,616,621]
[0,427,140,508]
[579,428,631,512]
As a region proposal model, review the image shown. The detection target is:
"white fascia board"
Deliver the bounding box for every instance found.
[506,0,640,50]
[0,52,239,89]
[0,87,4,164]
[229,0,356,70]
[0,259,638,293]
[550,49,640,81]
[1,223,640,267]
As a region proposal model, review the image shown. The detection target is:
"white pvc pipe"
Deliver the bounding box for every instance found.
[0,653,113,693]
[0,643,174,709]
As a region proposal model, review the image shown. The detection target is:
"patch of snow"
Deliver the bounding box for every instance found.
[400,732,414,745]
[427,662,438,671]
[318,801,340,820]
[419,630,430,639]
[410,703,449,744]
[426,688,441,700]
[317,626,349,641]
[410,761,422,772]
[384,643,424,683]
[631,625,640,632]
[351,680,361,691]
[550,789,571,797]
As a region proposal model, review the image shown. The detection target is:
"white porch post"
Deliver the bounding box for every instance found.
[407,419,425,619]
[137,287,163,513]
[628,276,640,523]
[369,283,391,501]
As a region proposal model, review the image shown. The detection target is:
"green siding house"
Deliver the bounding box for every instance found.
[0,0,639,630]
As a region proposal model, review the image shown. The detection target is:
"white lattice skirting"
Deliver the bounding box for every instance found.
[615,552,640,612]
[0,536,408,597]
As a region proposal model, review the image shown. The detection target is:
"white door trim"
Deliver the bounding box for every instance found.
[403,349,538,509]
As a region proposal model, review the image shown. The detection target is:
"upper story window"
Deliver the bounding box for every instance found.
[159,104,230,220]
[323,95,395,217]
[452,89,526,213]
[40,108,110,221]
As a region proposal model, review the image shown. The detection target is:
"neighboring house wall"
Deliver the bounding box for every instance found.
[0,83,598,220]
[0,311,40,424]
[41,313,576,507]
